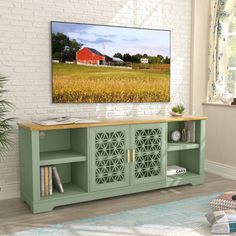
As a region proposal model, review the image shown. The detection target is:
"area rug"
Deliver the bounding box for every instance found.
[7,193,224,236]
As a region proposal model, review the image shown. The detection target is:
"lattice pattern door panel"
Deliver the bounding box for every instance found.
[95,131,126,185]
[134,127,163,181]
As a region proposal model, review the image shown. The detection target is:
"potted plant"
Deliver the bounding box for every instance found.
[0,74,13,158]
[169,104,185,117]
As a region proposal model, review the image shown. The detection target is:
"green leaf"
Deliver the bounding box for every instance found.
[171,104,185,114]
[0,74,14,160]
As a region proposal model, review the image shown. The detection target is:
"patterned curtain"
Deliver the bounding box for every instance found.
[207,0,236,102]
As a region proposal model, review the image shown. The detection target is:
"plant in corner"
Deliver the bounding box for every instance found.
[0,74,14,159]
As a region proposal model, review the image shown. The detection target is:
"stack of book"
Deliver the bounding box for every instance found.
[40,166,64,197]
[167,165,186,176]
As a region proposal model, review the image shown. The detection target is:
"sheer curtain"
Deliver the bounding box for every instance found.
[207,0,236,102]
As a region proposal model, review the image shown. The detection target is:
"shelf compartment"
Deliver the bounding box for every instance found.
[167,142,199,152]
[41,183,86,200]
[40,162,88,200]
[167,149,200,177]
[40,150,86,166]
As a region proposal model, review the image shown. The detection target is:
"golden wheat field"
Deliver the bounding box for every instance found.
[52,63,170,103]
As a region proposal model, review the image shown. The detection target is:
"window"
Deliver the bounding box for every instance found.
[227,8,236,96]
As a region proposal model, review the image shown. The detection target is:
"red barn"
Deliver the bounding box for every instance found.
[76,47,105,65]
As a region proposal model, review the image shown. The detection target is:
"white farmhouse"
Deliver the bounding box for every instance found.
[140,58,149,64]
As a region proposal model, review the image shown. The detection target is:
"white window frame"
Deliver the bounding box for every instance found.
[227,12,236,96]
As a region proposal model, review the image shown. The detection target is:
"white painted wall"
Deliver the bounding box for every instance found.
[0,0,192,200]
[191,0,210,115]
[204,105,236,174]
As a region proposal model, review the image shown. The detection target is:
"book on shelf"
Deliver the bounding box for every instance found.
[44,166,49,196]
[40,166,53,197]
[184,121,196,143]
[167,165,186,176]
[52,166,64,193]
[40,167,44,197]
[49,166,53,196]
[34,117,99,126]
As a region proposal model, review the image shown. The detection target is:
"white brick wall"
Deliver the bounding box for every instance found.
[0,0,192,200]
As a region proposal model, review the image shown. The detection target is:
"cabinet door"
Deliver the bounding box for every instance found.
[130,123,167,185]
[89,126,130,192]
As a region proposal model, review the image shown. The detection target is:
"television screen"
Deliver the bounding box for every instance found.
[51,21,171,103]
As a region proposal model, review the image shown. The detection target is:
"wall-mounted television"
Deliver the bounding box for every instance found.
[51,21,171,103]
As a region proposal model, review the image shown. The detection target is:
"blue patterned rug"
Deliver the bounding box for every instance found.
[7,193,221,236]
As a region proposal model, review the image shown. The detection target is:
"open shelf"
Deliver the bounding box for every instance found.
[167,148,200,181]
[40,150,86,166]
[41,183,86,200]
[167,142,199,152]
[40,161,88,200]
[39,128,89,201]
[166,171,199,182]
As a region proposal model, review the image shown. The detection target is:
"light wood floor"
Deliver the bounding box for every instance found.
[0,173,235,235]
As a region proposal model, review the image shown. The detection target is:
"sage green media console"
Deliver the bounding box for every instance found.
[18,115,207,213]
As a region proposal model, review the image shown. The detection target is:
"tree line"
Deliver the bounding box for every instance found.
[113,53,170,64]
[52,33,83,62]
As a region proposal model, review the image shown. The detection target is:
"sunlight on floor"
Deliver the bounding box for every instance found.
[26,223,206,236]
[67,224,204,236]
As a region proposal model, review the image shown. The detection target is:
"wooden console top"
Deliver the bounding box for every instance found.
[18,115,207,131]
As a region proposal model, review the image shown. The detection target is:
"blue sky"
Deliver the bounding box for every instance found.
[52,22,171,57]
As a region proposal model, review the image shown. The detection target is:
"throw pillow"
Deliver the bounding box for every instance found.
[209,192,236,210]
[206,210,236,234]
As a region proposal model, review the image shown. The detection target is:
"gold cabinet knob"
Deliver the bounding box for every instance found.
[127,149,130,163]
[132,149,136,162]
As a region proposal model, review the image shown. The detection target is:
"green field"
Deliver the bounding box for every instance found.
[52,63,170,103]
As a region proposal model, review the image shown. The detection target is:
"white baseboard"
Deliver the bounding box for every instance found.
[205,160,236,180]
